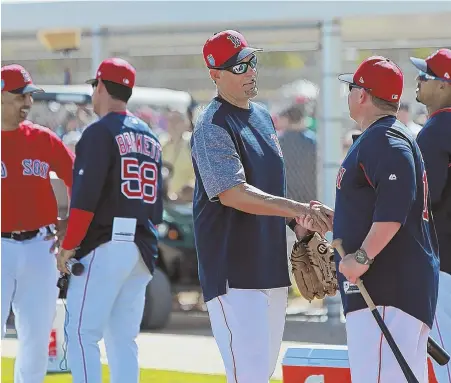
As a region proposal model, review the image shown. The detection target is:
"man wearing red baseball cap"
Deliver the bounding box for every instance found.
[58,57,164,383]
[315,56,439,382]
[84,57,136,116]
[411,48,451,383]
[190,30,333,382]
[1,64,74,383]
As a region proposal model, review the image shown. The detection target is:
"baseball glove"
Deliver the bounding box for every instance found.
[290,232,338,302]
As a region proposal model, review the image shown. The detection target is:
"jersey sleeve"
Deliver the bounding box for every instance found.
[359,137,416,224]
[416,116,451,205]
[70,122,113,212]
[47,130,75,188]
[153,139,164,225]
[191,123,245,201]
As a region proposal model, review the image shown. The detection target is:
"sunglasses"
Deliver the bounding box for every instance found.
[224,56,258,75]
[348,83,371,92]
[417,71,451,83]
[91,79,99,89]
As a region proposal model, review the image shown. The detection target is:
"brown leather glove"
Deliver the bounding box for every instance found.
[290,232,338,302]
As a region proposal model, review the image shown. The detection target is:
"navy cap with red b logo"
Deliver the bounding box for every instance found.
[1,64,43,94]
[86,58,136,88]
[338,56,404,103]
[410,48,451,81]
[203,30,262,69]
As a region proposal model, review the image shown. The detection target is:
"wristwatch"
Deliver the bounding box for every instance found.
[354,248,374,265]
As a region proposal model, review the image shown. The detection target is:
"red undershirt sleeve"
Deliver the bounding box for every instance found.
[61,208,94,250]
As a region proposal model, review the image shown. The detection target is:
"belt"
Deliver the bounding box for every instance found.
[1,227,51,241]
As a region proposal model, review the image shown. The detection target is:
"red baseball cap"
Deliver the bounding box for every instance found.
[203,30,262,69]
[410,48,451,81]
[86,58,136,88]
[1,64,43,94]
[338,56,403,102]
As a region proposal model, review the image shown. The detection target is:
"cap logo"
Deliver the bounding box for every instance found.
[445,72,450,79]
[97,71,102,76]
[21,69,31,83]
[123,78,130,85]
[359,77,365,84]
[392,94,399,100]
[227,34,242,49]
[207,54,215,67]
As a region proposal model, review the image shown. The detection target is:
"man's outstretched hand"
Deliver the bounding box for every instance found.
[295,201,334,236]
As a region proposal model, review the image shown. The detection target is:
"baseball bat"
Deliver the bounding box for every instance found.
[332,239,419,383]
[331,239,449,367]
[428,333,450,366]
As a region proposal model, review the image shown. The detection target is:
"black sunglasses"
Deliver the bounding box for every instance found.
[91,79,99,89]
[224,56,258,75]
[417,70,451,83]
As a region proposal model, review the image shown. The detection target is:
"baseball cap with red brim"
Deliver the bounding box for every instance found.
[338,56,403,102]
[86,58,136,88]
[410,48,451,82]
[1,64,43,94]
[203,30,263,69]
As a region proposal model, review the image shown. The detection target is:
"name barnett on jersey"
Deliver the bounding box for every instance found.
[114,131,162,161]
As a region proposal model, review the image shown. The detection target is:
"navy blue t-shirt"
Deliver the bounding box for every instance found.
[333,116,439,328]
[191,97,291,302]
[70,111,163,273]
[416,108,451,275]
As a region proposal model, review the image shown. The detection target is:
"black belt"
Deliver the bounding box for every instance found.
[1,227,51,241]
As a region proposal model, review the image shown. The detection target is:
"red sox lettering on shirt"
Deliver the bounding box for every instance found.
[1,121,74,232]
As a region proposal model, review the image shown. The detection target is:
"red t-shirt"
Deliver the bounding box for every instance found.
[1,121,75,232]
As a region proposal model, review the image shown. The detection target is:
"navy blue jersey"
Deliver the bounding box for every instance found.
[416,108,451,275]
[191,97,291,302]
[333,116,439,328]
[71,111,163,273]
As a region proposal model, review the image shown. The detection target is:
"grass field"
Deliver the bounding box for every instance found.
[1,358,282,382]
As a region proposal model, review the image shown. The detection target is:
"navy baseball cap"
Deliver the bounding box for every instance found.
[410,48,451,81]
[1,64,43,94]
[203,30,262,69]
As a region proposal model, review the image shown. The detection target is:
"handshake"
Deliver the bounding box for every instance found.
[293,200,334,237]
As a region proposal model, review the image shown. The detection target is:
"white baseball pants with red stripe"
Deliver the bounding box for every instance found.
[66,241,151,383]
[346,306,430,383]
[430,271,451,383]
[206,286,288,383]
[1,228,59,383]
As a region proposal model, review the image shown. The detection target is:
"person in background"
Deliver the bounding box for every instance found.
[62,130,82,153]
[160,109,195,202]
[277,104,317,204]
[342,128,361,160]
[410,47,451,382]
[398,102,423,136]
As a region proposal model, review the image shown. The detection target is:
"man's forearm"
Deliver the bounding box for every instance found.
[361,222,402,259]
[219,183,308,218]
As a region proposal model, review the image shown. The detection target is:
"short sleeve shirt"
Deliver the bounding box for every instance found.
[191,97,291,302]
[333,116,439,328]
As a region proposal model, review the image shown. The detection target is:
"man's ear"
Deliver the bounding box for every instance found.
[439,81,450,91]
[361,89,372,105]
[209,69,221,83]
